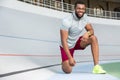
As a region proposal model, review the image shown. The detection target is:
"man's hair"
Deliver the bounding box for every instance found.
[74,0,85,8]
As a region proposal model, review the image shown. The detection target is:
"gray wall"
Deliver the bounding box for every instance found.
[0,6,61,54]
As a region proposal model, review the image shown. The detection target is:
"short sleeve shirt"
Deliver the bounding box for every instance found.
[60,12,90,49]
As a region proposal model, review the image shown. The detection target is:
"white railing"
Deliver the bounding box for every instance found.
[86,8,120,20]
[19,0,120,20]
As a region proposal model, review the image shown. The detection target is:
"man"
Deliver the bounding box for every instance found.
[60,0,106,74]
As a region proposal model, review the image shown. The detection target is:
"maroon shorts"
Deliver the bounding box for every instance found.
[60,36,85,62]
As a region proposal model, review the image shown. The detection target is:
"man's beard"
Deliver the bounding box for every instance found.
[75,12,84,19]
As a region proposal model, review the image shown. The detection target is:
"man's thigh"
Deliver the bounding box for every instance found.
[80,37,91,48]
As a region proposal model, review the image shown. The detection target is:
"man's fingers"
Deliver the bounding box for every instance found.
[74,60,76,64]
[69,62,75,66]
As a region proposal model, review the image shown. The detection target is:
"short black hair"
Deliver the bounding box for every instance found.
[74,0,85,8]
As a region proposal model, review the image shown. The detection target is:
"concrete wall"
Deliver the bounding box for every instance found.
[0,6,61,55]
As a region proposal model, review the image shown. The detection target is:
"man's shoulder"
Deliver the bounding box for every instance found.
[83,14,88,19]
[82,14,90,23]
[62,14,73,27]
[62,14,73,22]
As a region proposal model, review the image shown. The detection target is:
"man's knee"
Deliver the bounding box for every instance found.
[62,66,72,74]
[62,61,72,74]
[90,35,98,42]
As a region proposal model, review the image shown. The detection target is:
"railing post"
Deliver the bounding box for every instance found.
[37,0,39,6]
[61,0,63,11]
[115,12,117,19]
[50,0,51,8]
[104,10,106,19]
[109,11,111,19]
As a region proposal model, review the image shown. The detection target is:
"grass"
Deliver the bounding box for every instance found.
[101,62,120,79]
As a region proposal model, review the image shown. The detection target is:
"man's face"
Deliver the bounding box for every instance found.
[75,4,86,18]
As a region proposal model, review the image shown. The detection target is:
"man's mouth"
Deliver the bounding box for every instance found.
[78,12,83,16]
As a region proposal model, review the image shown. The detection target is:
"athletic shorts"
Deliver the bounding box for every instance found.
[60,36,85,62]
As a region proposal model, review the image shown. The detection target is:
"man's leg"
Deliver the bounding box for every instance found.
[90,36,99,65]
[80,35,106,74]
[80,35,99,65]
[60,47,74,74]
[62,60,72,74]
[89,35,99,65]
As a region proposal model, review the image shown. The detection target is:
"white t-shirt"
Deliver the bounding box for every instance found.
[60,12,90,49]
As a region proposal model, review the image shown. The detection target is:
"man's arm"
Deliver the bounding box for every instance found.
[60,30,72,59]
[85,23,94,37]
[60,30,75,66]
[81,23,94,41]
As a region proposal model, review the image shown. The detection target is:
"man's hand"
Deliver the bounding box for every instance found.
[68,57,76,66]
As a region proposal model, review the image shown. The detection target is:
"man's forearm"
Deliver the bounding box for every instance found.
[62,41,72,59]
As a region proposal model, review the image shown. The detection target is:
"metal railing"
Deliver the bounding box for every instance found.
[19,0,120,20]
[86,8,120,20]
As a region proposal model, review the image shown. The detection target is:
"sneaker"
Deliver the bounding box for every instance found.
[92,65,106,74]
